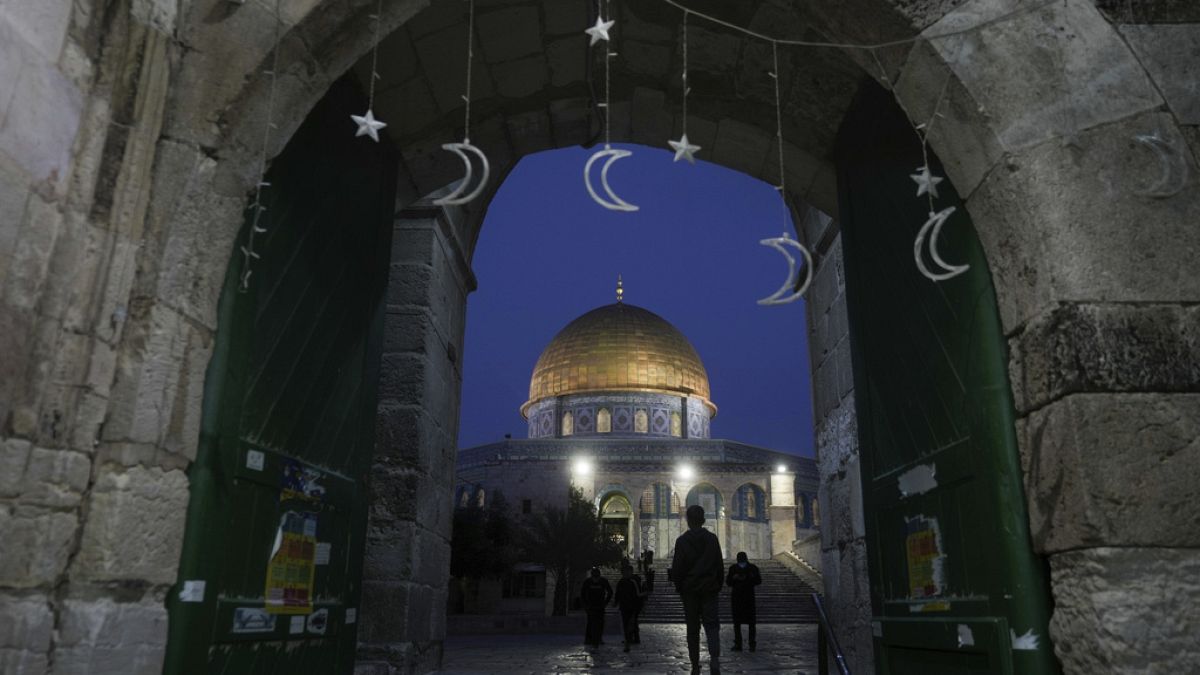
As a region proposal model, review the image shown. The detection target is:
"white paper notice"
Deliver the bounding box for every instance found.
[179,580,206,603]
[290,616,305,634]
[345,608,357,624]
[246,449,265,471]
[314,542,332,565]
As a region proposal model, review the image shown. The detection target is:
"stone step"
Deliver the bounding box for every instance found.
[635,559,820,624]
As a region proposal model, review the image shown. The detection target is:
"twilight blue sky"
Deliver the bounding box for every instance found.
[456,143,814,457]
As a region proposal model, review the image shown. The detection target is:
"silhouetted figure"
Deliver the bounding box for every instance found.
[580,567,613,647]
[642,547,654,573]
[613,563,646,652]
[726,551,762,652]
[671,505,724,675]
[644,566,656,593]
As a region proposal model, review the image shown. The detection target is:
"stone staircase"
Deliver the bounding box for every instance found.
[635,559,819,623]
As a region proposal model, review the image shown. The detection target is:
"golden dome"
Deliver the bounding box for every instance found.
[522,303,714,417]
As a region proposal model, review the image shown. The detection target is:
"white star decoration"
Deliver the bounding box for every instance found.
[910,165,944,198]
[668,133,702,164]
[351,110,387,142]
[585,16,614,46]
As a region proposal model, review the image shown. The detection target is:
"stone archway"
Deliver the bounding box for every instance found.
[1,0,1196,672]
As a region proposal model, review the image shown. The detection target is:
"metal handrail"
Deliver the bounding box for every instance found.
[811,592,851,675]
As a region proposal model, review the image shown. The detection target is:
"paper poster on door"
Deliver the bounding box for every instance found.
[905,514,946,599]
[265,511,318,614]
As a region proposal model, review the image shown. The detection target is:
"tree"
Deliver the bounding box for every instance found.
[450,490,519,581]
[523,487,625,615]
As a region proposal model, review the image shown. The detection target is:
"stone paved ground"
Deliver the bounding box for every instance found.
[438,624,818,674]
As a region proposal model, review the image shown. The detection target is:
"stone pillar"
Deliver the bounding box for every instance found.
[769,471,798,558]
[357,204,475,674]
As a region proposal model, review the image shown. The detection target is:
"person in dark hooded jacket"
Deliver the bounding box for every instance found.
[670,504,724,675]
[725,551,762,651]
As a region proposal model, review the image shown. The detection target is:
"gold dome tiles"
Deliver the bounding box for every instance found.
[524,303,713,414]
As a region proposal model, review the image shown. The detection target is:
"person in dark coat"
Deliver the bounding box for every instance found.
[726,551,763,652]
[671,505,724,675]
[580,567,613,647]
[613,563,646,652]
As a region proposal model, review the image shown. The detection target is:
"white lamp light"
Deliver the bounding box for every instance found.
[573,459,593,476]
[677,464,696,481]
[777,464,788,473]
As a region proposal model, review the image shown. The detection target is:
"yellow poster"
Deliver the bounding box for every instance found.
[265,511,318,614]
[905,515,945,599]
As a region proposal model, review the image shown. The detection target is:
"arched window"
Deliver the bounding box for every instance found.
[811,497,820,526]
[634,409,648,433]
[458,487,470,508]
[597,408,611,433]
[670,412,682,437]
[562,411,573,436]
[732,484,767,522]
[475,488,486,508]
[639,482,673,518]
[685,483,724,523]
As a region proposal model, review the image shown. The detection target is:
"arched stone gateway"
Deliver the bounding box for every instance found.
[0,0,1196,673]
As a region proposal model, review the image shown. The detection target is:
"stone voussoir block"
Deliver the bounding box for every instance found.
[1013,302,1200,413]
[1022,393,1200,553]
[53,596,168,675]
[1049,546,1200,674]
[0,505,78,587]
[70,465,189,585]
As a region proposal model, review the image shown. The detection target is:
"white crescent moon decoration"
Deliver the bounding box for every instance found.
[914,206,969,282]
[584,144,639,212]
[757,232,813,305]
[1133,133,1189,199]
[432,140,490,206]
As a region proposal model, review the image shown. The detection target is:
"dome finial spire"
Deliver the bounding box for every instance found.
[616,274,624,303]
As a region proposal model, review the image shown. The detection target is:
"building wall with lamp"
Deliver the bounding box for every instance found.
[455,299,818,568]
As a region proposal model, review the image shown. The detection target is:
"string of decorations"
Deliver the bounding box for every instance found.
[434,0,490,206]
[351,0,388,142]
[583,0,639,211]
[868,44,971,282]
[667,11,700,164]
[757,41,812,305]
[238,0,283,291]
[577,0,1067,294]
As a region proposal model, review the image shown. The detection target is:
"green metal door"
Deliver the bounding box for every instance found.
[164,78,397,673]
[836,80,1057,674]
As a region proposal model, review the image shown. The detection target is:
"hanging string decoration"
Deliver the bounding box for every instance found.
[434,0,490,206]
[757,42,813,305]
[351,0,388,142]
[651,0,1063,289]
[239,0,284,291]
[583,0,639,211]
[667,10,701,164]
[868,41,970,283]
[1132,133,1189,198]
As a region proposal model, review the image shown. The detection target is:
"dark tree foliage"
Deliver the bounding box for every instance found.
[522,487,625,615]
[450,490,519,581]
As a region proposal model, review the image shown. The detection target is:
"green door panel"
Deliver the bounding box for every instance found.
[835,79,1058,675]
[164,77,397,674]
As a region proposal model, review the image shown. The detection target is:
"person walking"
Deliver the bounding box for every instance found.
[670,505,724,675]
[613,563,645,652]
[580,567,613,648]
[726,551,762,652]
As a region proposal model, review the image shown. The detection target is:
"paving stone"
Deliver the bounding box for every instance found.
[438,623,819,673]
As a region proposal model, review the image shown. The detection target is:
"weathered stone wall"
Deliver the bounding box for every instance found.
[0,0,1195,672]
[801,205,875,675]
[357,205,475,673]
